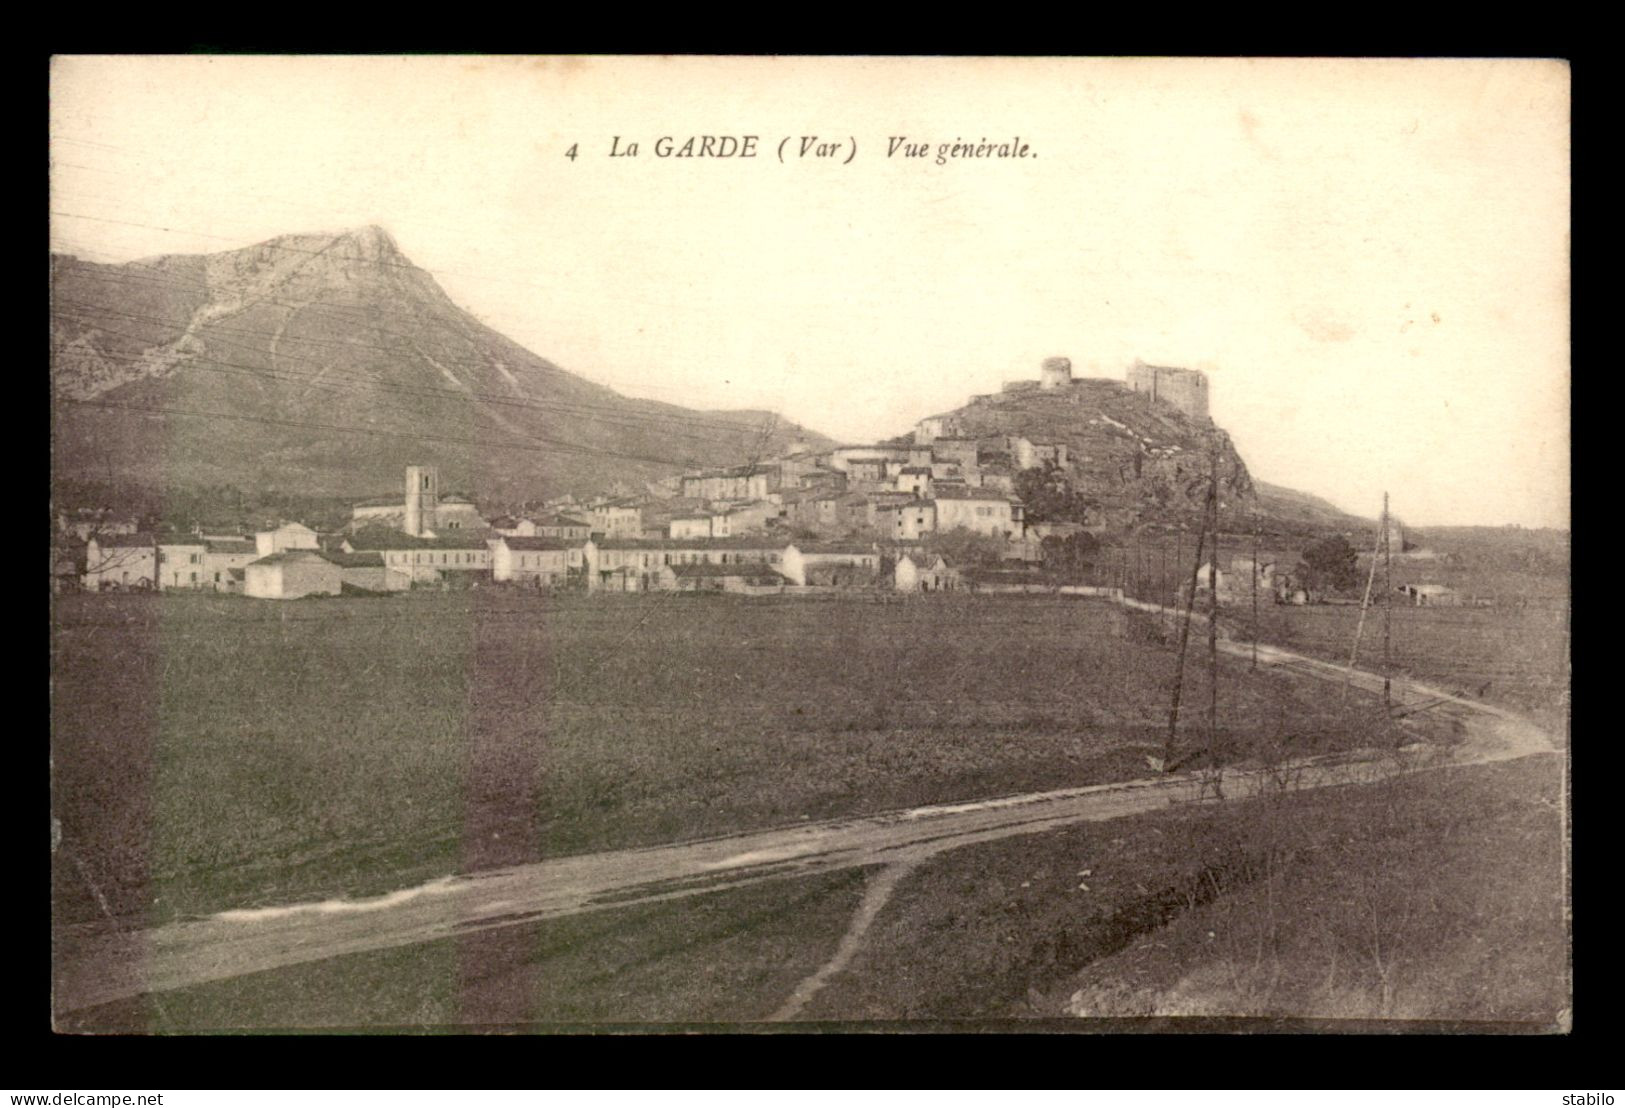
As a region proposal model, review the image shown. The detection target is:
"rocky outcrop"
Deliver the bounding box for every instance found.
[923,377,1255,523]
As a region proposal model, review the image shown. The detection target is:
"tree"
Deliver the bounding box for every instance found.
[1299,534,1360,593]
[921,527,1006,568]
[1041,531,1101,575]
[1013,462,1095,524]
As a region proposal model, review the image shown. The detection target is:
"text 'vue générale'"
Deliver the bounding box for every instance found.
[587,136,1036,165]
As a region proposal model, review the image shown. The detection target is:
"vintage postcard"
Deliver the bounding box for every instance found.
[49,55,1570,1033]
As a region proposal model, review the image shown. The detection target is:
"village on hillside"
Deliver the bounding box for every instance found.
[47,57,1572,1040]
[51,356,1480,608]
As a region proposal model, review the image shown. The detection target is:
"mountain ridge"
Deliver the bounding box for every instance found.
[51,227,834,501]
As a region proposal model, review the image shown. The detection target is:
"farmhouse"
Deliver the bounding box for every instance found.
[344,527,494,589]
[973,461,1016,494]
[244,550,342,599]
[488,535,582,586]
[914,414,960,445]
[874,499,937,541]
[255,522,320,557]
[775,452,826,486]
[845,456,891,486]
[894,554,958,592]
[157,539,208,590]
[896,466,933,498]
[710,500,776,537]
[669,516,714,540]
[1191,557,1275,604]
[659,562,789,593]
[203,538,259,592]
[585,537,785,592]
[83,533,156,591]
[932,487,1023,539]
[782,542,881,587]
[323,550,390,592]
[930,438,981,470]
[782,488,842,532]
[681,465,776,502]
[589,500,644,539]
[1397,583,1460,607]
[532,514,593,541]
[1007,435,1070,471]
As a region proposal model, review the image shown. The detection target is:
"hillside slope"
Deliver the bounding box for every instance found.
[919,379,1255,521]
[1253,480,1372,531]
[51,227,832,502]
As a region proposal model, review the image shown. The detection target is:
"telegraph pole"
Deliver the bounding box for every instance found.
[1207,441,1220,776]
[1161,480,1214,773]
[1382,491,1392,713]
[1343,508,1386,705]
[1170,528,1182,634]
[1159,539,1168,623]
[1251,511,1260,671]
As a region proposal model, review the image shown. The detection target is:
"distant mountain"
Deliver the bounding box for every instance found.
[51,226,833,503]
[1253,481,1372,531]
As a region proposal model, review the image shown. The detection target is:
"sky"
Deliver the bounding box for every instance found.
[49,56,1570,528]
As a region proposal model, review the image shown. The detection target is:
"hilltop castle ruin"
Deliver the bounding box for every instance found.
[1125,360,1210,423]
[994,356,1212,423]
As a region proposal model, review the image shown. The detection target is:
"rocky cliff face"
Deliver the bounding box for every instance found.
[51,227,832,501]
[923,378,1256,522]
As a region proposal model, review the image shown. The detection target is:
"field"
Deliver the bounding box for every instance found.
[62,868,876,1032]
[804,756,1566,1026]
[64,754,1565,1031]
[51,590,1393,928]
[1238,603,1568,730]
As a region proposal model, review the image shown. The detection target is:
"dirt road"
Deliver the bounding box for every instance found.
[53,609,1557,1015]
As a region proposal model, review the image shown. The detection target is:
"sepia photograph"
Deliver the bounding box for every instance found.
[48,55,1570,1034]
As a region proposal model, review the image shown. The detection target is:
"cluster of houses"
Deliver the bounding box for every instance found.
[50,466,980,600]
[51,357,1473,606]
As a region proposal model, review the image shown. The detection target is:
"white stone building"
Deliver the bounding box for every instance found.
[82,533,156,591]
[157,540,208,590]
[255,522,321,558]
[244,550,342,599]
[932,489,1023,539]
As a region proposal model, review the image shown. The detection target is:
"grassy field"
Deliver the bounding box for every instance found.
[52,590,1392,927]
[59,868,874,1033]
[61,754,1566,1031]
[1238,603,1568,731]
[799,755,1567,1026]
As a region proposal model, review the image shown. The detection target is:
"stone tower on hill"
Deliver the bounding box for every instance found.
[1039,356,1073,390]
[1127,360,1210,423]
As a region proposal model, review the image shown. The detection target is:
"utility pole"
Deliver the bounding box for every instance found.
[1343,508,1387,705]
[1382,491,1392,714]
[1159,539,1168,623]
[1207,441,1220,776]
[1170,529,1182,634]
[1161,480,1214,773]
[1251,511,1260,671]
